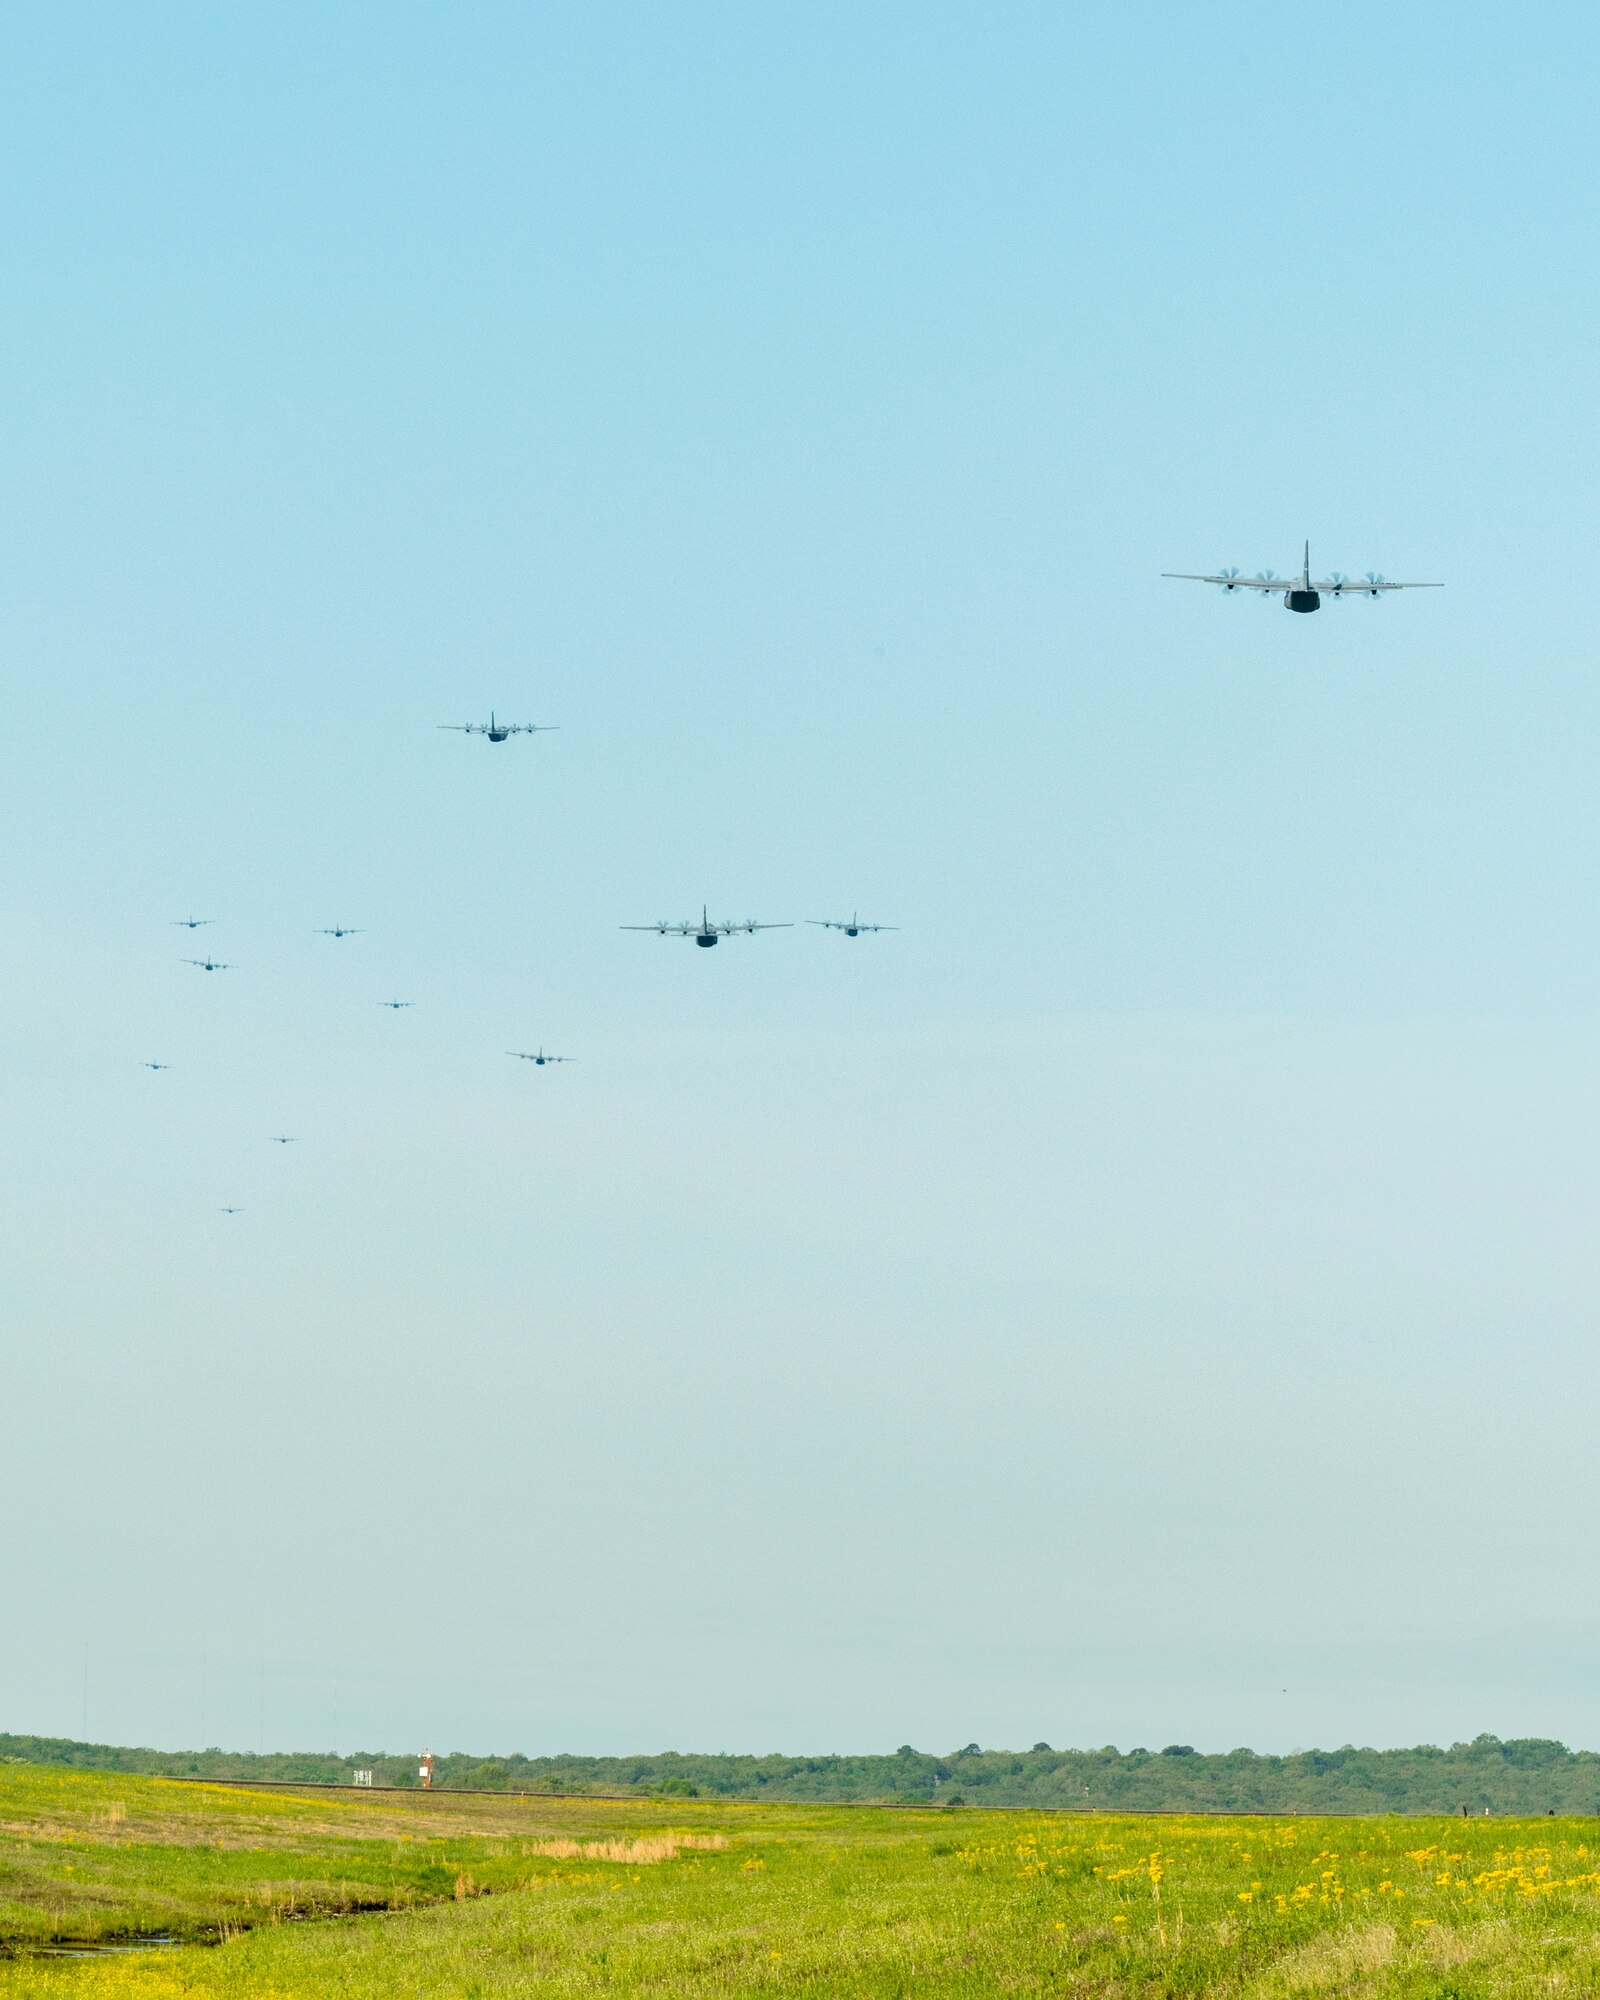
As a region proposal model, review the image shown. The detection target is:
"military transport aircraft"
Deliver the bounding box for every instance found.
[377,998,414,1009]
[316,925,363,938]
[508,1049,572,1065]
[1164,542,1441,613]
[173,916,215,929]
[622,907,792,949]
[268,1135,297,1145]
[808,914,898,936]
[438,712,557,742]
[184,957,232,972]
[143,1061,171,1071]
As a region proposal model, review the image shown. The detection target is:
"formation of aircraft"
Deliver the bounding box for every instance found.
[438,712,557,743]
[164,712,919,1215]
[187,546,1436,1216]
[162,548,1440,1222]
[1163,542,1442,614]
[623,907,793,948]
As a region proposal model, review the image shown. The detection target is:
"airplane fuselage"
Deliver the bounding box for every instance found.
[487,728,510,741]
[1286,588,1320,613]
[696,931,718,947]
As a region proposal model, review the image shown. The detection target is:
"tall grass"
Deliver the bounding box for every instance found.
[521,1835,727,1863]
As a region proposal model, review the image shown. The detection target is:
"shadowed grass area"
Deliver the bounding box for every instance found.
[5,1763,1600,1992]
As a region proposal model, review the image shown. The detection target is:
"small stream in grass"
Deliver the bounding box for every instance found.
[24,1935,178,1959]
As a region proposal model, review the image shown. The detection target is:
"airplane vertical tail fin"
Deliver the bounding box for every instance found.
[1303,541,1311,587]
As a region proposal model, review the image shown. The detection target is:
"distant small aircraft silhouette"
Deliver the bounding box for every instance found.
[508,1049,572,1066]
[437,711,557,743]
[173,916,215,929]
[143,1061,171,1071]
[268,1135,298,1145]
[184,957,232,972]
[218,1206,244,1215]
[377,998,414,1009]
[808,913,898,937]
[316,925,363,938]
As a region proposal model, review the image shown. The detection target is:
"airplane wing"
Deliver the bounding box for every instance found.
[621,922,695,934]
[1315,578,1443,595]
[437,723,480,733]
[721,921,793,934]
[509,723,559,734]
[1163,572,1291,593]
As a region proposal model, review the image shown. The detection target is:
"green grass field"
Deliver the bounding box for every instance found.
[3,1764,1600,1995]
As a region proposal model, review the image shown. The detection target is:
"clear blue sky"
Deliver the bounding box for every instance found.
[4,0,1599,1760]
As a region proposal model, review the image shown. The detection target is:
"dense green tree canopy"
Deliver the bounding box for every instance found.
[4,1732,1598,1815]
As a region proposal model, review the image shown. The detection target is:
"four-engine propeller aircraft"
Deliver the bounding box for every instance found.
[438,711,557,743]
[268,1135,297,1144]
[316,925,363,938]
[508,1049,572,1065]
[173,916,215,929]
[184,957,232,972]
[808,913,898,936]
[143,1061,171,1071]
[377,998,414,1009]
[1164,542,1441,614]
[622,907,792,949]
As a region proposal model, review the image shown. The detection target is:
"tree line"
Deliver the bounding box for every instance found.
[4,1732,1596,1814]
